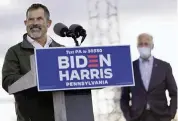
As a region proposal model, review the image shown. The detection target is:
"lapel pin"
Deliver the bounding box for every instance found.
[155,64,157,67]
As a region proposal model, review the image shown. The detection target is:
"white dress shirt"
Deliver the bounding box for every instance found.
[139,56,154,91]
[27,35,52,48]
[139,56,154,109]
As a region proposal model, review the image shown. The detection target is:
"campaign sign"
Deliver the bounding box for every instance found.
[35,45,135,91]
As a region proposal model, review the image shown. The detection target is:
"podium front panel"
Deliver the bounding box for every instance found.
[53,90,94,121]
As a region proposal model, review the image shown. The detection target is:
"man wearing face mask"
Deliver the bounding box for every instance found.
[1,4,64,121]
[120,33,177,121]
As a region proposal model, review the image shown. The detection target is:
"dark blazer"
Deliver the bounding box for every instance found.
[2,33,64,121]
[120,58,177,121]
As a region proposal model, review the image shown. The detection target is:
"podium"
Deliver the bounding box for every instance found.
[8,55,95,121]
[8,45,135,121]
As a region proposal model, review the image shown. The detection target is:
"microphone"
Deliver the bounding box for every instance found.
[53,23,69,37]
[53,23,87,46]
[69,24,86,38]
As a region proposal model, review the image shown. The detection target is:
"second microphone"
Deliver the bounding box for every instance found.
[53,23,86,38]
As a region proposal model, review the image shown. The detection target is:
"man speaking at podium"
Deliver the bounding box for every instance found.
[120,33,177,121]
[2,3,64,121]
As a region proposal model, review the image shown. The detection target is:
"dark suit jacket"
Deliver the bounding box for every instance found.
[2,33,64,121]
[120,58,177,121]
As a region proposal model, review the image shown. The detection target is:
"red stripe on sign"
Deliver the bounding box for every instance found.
[89,59,98,63]
[88,64,99,68]
[87,55,98,58]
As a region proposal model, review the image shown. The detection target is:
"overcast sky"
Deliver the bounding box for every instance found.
[0,0,177,121]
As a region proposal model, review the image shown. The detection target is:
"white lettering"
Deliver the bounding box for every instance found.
[65,80,109,87]
[70,56,75,68]
[66,82,69,86]
[76,56,88,68]
[59,68,112,81]
[99,54,111,67]
[80,69,90,80]
[58,56,69,69]
[70,70,80,80]
[104,68,113,78]
[90,69,100,79]
[99,68,104,78]
[59,70,69,81]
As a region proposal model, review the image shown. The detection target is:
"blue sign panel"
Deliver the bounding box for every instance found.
[35,45,135,91]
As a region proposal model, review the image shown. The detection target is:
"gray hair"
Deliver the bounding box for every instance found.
[137,33,154,48]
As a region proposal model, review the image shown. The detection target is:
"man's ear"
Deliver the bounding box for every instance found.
[24,20,27,26]
[152,44,154,49]
[47,20,52,28]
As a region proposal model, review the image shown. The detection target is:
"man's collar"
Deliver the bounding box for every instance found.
[139,56,154,63]
[21,33,64,49]
[26,34,52,46]
[21,33,34,49]
[27,35,34,44]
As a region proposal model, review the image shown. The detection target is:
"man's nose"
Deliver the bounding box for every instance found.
[32,19,40,25]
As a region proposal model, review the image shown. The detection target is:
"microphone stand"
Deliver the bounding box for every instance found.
[79,29,87,46]
[72,36,80,46]
[66,30,79,46]
[67,29,87,46]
